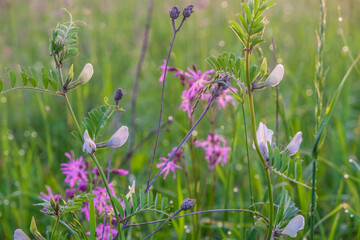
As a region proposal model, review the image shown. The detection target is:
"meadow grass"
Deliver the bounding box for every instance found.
[0,0,359,239]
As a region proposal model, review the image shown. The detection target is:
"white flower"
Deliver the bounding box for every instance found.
[82,130,96,154]
[253,122,274,160]
[284,132,302,156]
[253,122,302,160]
[264,64,284,87]
[281,215,305,237]
[14,229,30,240]
[78,63,94,84]
[106,126,129,148]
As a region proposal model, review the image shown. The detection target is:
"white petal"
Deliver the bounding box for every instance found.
[253,122,273,159]
[282,215,305,238]
[106,126,129,148]
[264,64,284,87]
[82,130,96,154]
[285,132,302,156]
[78,63,94,84]
[14,229,30,240]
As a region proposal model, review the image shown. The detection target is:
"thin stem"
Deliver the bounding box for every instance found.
[128,0,154,168]
[245,47,273,239]
[310,159,317,240]
[241,101,256,224]
[50,216,60,240]
[145,95,217,194]
[272,37,279,145]
[53,55,121,236]
[146,17,186,189]
[0,87,64,96]
[144,209,182,240]
[125,208,269,228]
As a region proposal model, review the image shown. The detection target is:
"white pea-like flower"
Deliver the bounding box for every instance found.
[281,215,305,237]
[284,132,303,156]
[78,63,94,84]
[252,122,274,160]
[106,126,129,148]
[82,130,96,154]
[264,64,284,87]
[14,229,30,240]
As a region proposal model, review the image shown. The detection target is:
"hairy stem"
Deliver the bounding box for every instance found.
[50,216,60,240]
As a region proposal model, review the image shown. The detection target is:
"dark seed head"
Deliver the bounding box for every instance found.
[183,5,194,18]
[181,198,196,211]
[170,6,180,20]
[114,88,124,104]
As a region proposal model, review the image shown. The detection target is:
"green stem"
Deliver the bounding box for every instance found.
[53,55,122,238]
[50,216,60,240]
[241,101,256,225]
[310,158,317,240]
[0,87,64,96]
[245,49,274,240]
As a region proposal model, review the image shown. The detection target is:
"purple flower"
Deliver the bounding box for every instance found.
[196,133,231,169]
[156,148,183,179]
[95,223,118,240]
[111,169,129,176]
[158,59,179,82]
[39,185,62,202]
[61,152,88,188]
[92,183,116,215]
[65,188,76,198]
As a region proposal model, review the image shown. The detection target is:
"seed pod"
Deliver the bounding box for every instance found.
[170,6,180,20]
[183,5,194,18]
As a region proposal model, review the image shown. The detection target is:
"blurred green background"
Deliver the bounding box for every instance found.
[0,0,359,239]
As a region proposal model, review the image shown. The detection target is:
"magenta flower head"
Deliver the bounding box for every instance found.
[196,133,231,169]
[253,122,303,160]
[156,147,183,179]
[61,151,88,188]
[39,186,62,202]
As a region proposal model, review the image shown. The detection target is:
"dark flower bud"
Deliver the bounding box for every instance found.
[183,5,194,18]
[170,6,180,20]
[114,88,124,104]
[181,198,196,211]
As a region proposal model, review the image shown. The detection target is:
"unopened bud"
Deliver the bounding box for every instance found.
[181,198,196,211]
[183,5,194,18]
[114,88,124,104]
[170,6,180,20]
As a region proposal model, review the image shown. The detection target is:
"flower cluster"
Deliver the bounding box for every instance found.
[196,132,231,169]
[157,147,183,179]
[39,151,129,240]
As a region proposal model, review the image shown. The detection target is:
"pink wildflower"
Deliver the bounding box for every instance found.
[95,223,118,240]
[196,133,231,169]
[61,151,88,188]
[39,185,62,202]
[156,148,183,179]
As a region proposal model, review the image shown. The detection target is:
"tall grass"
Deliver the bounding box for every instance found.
[0,0,359,239]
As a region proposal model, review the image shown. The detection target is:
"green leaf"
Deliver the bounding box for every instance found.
[132,193,138,212]
[161,197,168,210]
[237,13,249,33]
[19,65,29,86]
[140,190,146,209]
[6,68,16,88]
[41,67,50,89]
[122,194,131,216]
[111,196,124,218]
[29,67,38,87]
[64,48,79,61]
[230,21,246,47]
[242,3,253,22]
[312,55,360,156]
[251,22,264,36]
[89,192,96,240]
[0,76,3,92]
[259,1,274,12]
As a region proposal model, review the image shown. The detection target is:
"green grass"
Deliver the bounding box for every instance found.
[1,0,360,239]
